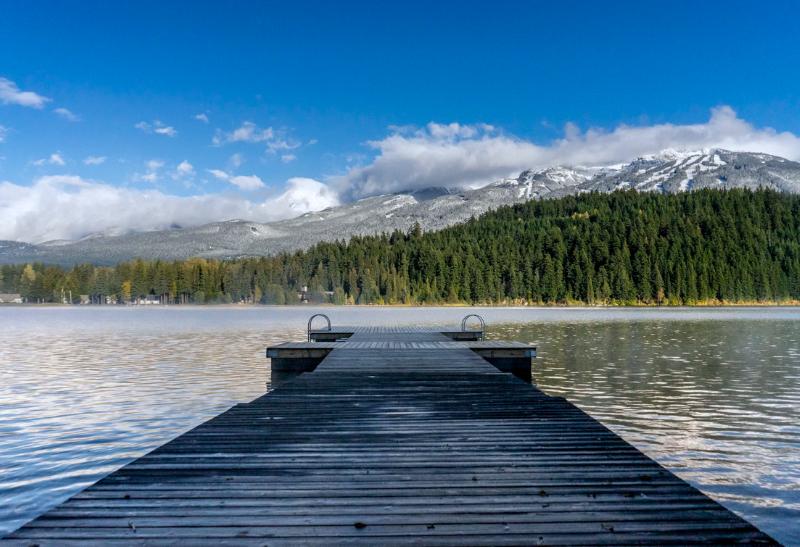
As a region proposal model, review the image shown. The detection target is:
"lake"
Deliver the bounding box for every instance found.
[0,306,798,544]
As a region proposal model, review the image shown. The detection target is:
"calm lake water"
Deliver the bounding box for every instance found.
[1,306,799,544]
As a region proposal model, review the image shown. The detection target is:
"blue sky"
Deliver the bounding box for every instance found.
[2,1,800,241]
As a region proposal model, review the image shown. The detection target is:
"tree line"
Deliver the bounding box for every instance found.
[2,188,800,306]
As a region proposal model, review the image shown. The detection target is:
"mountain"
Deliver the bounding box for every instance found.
[580,149,800,194]
[2,149,800,265]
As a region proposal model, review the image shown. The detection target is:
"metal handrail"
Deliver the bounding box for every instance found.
[461,314,486,340]
[307,314,331,341]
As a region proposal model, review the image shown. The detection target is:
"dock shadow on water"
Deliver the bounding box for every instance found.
[0,306,798,544]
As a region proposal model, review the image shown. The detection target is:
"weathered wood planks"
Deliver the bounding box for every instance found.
[2,326,777,545]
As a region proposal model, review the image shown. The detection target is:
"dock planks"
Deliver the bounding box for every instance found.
[2,327,777,545]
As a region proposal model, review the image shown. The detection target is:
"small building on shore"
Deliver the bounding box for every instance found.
[0,293,23,304]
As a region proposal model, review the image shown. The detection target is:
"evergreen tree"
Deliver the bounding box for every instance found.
[4,189,800,307]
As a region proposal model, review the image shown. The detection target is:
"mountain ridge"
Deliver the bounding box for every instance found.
[2,149,800,265]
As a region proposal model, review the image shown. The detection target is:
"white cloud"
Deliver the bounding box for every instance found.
[207,168,265,190]
[194,113,209,123]
[83,155,107,165]
[5,106,798,244]
[0,77,50,108]
[213,122,301,156]
[53,107,80,122]
[338,107,800,197]
[32,153,66,166]
[266,138,299,154]
[271,177,340,214]
[213,121,274,145]
[135,120,177,137]
[229,153,244,168]
[0,175,339,242]
[0,125,7,143]
[154,125,177,137]
[208,169,229,181]
[230,175,266,191]
[176,160,193,176]
[281,154,297,163]
[170,161,195,186]
[134,159,164,183]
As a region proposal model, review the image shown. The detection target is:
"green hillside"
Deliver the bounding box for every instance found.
[3,188,800,305]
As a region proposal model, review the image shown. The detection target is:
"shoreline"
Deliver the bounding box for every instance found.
[4,301,800,309]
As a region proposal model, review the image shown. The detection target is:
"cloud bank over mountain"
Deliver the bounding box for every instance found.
[338,107,800,198]
[2,107,800,242]
[0,175,339,242]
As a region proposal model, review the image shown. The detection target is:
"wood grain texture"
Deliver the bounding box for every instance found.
[2,327,777,545]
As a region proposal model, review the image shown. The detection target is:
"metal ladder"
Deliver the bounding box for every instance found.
[307,313,331,341]
[461,314,486,340]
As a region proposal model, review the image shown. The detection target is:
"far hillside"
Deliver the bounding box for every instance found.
[2,188,800,306]
[2,149,800,266]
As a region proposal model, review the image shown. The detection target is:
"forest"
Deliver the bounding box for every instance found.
[2,188,800,306]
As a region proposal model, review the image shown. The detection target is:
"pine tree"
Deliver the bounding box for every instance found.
[5,189,800,307]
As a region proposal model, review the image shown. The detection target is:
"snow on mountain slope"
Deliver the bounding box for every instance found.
[580,149,800,195]
[496,166,592,199]
[2,150,799,265]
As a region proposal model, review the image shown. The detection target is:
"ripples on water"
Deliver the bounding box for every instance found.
[0,306,798,544]
[494,319,800,545]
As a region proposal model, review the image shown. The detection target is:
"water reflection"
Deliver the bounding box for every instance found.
[0,306,798,544]
[492,320,800,545]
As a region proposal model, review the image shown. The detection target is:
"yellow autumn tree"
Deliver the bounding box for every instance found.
[121,280,132,303]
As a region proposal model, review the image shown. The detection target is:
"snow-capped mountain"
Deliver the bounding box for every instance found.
[497,166,593,199]
[2,149,800,265]
[582,149,800,194]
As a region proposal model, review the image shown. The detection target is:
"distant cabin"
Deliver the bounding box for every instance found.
[0,293,23,304]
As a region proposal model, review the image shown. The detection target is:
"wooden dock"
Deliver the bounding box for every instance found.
[2,325,777,545]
